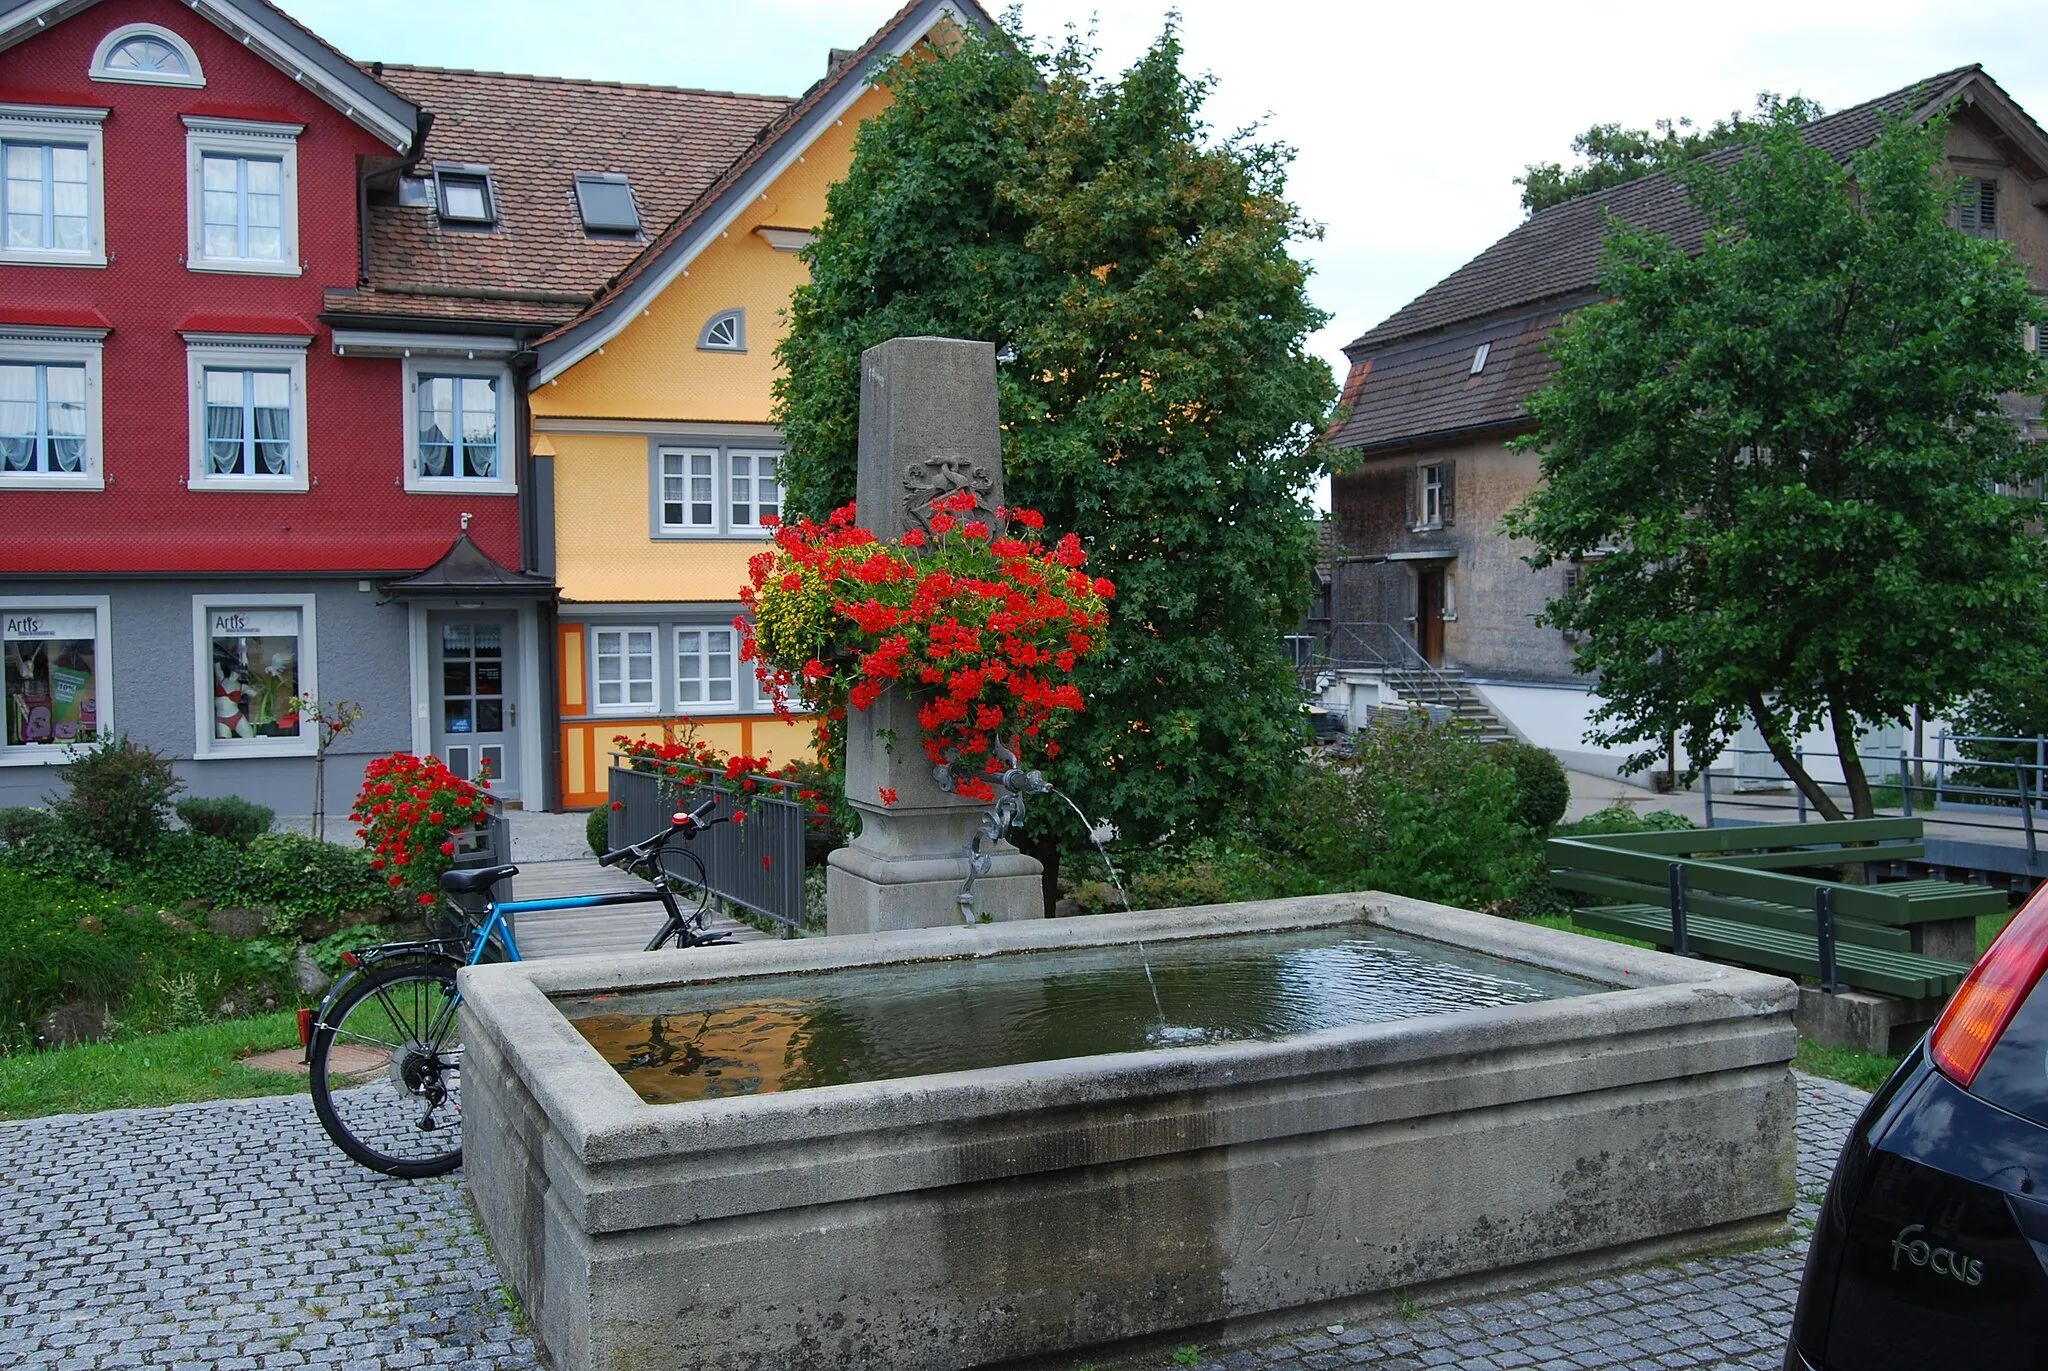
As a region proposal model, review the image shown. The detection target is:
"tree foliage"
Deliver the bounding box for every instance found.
[1516,96,1824,215]
[1502,104,2048,819]
[775,20,1335,853]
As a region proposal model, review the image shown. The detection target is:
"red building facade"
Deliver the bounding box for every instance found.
[0,0,536,813]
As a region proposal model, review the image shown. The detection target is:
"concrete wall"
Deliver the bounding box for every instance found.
[461,894,1797,1371]
[0,575,412,819]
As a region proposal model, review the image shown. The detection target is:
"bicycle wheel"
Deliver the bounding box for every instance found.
[309,960,464,1177]
[650,847,714,948]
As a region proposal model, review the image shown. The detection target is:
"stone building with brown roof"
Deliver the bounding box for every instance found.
[1324,66,2048,765]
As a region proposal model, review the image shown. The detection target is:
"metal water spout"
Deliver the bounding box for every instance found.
[936,743,1051,923]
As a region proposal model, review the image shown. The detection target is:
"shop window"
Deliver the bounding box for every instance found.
[193,597,316,757]
[2,599,109,763]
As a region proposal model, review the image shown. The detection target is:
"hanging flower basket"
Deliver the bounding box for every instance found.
[739,492,1114,803]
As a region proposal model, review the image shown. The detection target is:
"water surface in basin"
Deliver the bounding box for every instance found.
[559,925,1601,1105]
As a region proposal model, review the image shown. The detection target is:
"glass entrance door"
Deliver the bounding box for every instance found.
[431,615,518,797]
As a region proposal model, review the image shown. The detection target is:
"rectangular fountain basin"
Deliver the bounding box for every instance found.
[460,893,1798,1371]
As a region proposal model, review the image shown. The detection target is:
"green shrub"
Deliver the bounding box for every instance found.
[0,870,299,1046]
[1122,838,1324,911]
[1554,804,1695,837]
[174,796,274,847]
[0,808,51,849]
[586,807,611,856]
[1282,716,1532,910]
[1501,741,1571,832]
[50,735,184,859]
[131,830,395,938]
[2,821,120,888]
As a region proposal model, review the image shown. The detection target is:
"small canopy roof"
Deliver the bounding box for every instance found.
[380,533,556,599]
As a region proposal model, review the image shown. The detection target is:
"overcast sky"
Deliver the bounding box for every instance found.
[277,0,2048,501]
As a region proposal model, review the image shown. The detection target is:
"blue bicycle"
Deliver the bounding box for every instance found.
[307,798,729,1176]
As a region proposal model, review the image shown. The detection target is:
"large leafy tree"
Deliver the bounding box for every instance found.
[776,22,1334,877]
[1516,97,1824,215]
[1503,104,2048,820]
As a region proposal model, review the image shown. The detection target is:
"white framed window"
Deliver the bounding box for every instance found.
[654,443,786,538]
[2,597,111,765]
[660,448,718,531]
[191,595,316,759]
[676,627,736,710]
[591,627,657,713]
[0,103,107,267]
[0,328,104,490]
[729,450,781,529]
[90,24,205,87]
[184,116,301,275]
[185,334,311,492]
[404,359,514,492]
[1419,463,1444,528]
[698,308,745,352]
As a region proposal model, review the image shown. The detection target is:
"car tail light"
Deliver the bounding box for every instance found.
[1931,883,2048,1088]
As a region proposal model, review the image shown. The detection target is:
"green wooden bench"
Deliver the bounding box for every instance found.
[1548,818,2000,999]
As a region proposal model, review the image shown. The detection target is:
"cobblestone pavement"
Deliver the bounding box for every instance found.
[0,1073,1867,1370]
[0,1094,536,1371]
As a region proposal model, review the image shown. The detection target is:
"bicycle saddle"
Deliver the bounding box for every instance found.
[440,864,518,893]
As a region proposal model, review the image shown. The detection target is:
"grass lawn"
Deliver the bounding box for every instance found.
[1795,1039,1904,1093]
[0,1011,307,1121]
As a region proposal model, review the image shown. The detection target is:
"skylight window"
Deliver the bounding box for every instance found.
[434,165,495,226]
[573,173,639,234]
[1470,342,1491,375]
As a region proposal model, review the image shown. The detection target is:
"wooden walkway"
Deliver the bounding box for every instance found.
[507,859,771,959]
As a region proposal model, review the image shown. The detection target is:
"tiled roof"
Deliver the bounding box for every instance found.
[537,0,994,368]
[1330,66,2012,456]
[320,287,582,329]
[1326,308,1570,454]
[344,65,791,327]
[1345,65,1983,357]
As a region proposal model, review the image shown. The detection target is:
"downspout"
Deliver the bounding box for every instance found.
[357,109,432,286]
[509,333,564,812]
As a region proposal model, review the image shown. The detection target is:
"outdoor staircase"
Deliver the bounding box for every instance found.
[1373,665,1517,746]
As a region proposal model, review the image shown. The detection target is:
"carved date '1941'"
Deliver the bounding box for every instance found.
[1229,1189,1346,1260]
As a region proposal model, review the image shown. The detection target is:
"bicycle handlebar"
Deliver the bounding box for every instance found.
[597,795,720,868]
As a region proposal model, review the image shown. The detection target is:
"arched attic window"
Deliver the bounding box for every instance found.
[698,308,745,353]
[90,24,206,87]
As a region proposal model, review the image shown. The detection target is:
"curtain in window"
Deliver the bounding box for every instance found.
[0,364,35,471]
[251,371,290,475]
[204,369,244,473]
[43,365,84,472]
[460,377,497,478]
[417,376,452,476]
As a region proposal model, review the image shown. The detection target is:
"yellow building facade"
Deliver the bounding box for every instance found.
[526,1,968,807]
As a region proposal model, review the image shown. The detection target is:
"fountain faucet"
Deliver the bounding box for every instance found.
[936,744,1051,923]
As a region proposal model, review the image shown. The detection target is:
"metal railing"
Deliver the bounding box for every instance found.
[607,760,807,931]
[1328,621,1466,709]
[1701,740,2048,862]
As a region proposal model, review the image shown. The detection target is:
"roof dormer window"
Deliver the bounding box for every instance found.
[435,165,496,227]
[573,173,640,234]
[90,25,205,88]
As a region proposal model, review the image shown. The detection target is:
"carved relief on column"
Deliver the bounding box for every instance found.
[901,454,997,536]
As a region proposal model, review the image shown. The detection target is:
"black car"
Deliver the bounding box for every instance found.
[1786,885,2048,1369]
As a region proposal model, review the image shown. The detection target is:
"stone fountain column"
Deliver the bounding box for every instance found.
[824,337,1045,934]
